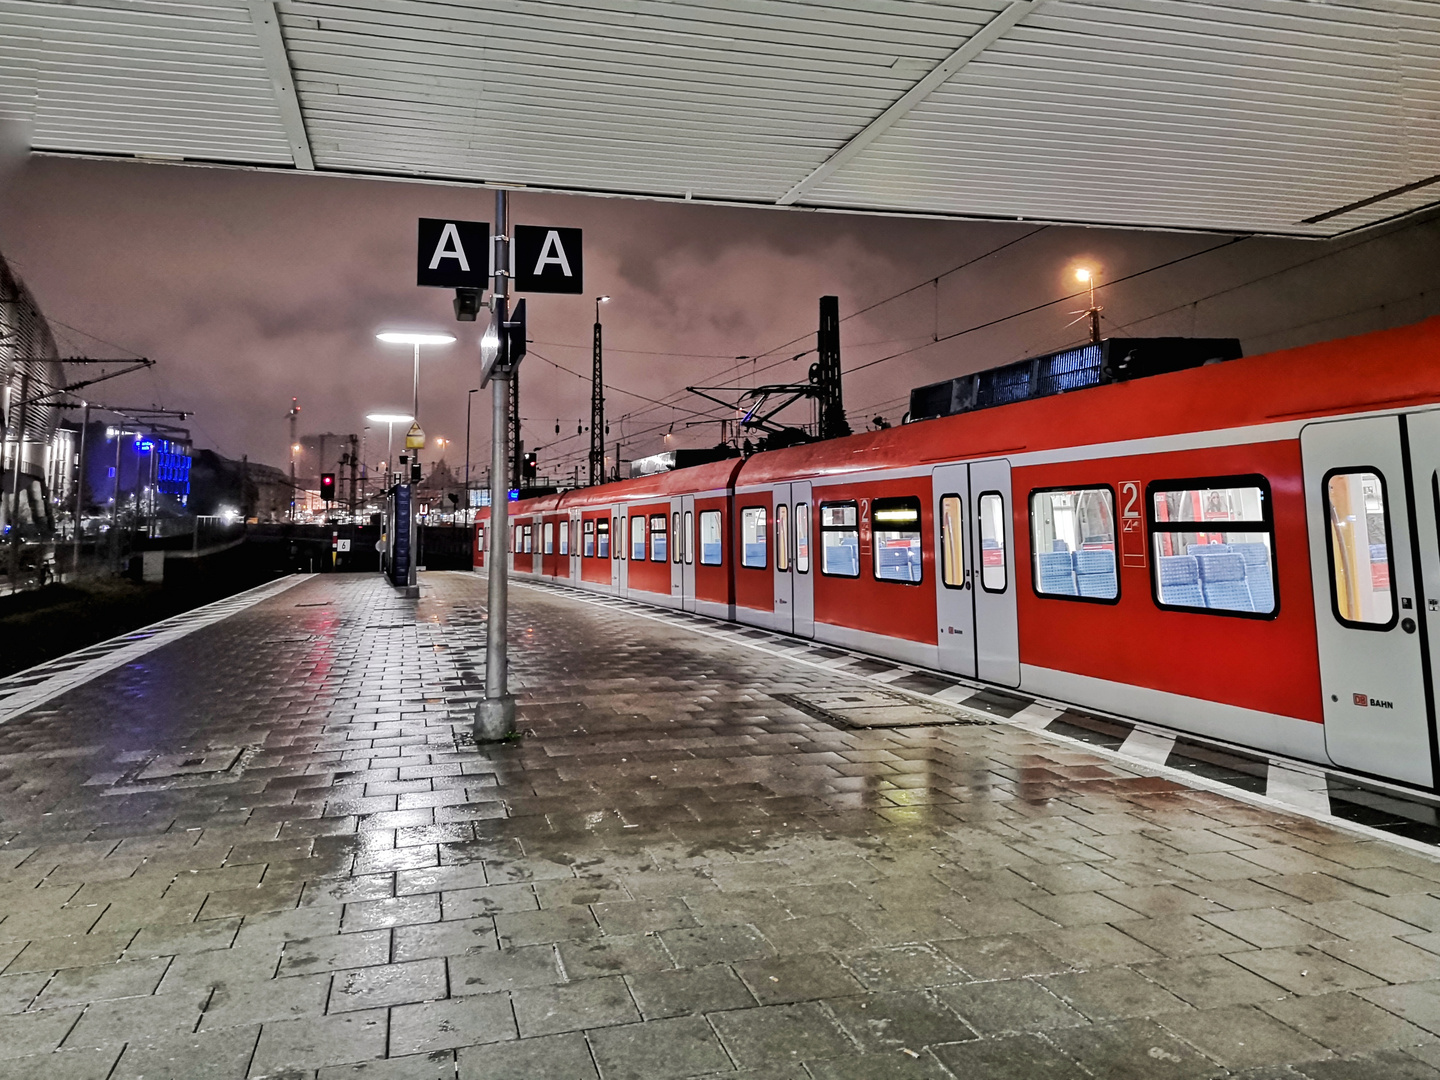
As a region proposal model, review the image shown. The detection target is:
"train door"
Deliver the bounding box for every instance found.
[669,498,684,604]
[772,484,795,634]
[1302,414,1435,786]
[567,515,578,584]
[971,459,1021,686]
[617,509,629,597]
[791,482,814,638]
[680,495,697,612]
[933,464,976,677]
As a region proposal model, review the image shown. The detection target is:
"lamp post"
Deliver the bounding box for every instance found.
[1075,267,1101,345]
[463,387,479,512]
[366,413,413,482]
[375,331,454,470]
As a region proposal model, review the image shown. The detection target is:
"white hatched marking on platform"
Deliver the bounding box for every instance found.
[0,575,306,726]
[932,684,978,705]
[1118,727,1176,765]
[866,668,911,683]
[1266,762,1333,816]
[1010,703,1064,729]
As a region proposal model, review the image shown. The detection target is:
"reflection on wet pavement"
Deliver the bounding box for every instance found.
[0,572,1439,1078]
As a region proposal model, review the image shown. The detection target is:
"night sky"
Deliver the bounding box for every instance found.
[2,155,1437,483]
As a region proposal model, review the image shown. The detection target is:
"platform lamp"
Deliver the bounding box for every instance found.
[366,413,413,481]
[1075,267,1101,345]
[375,331,455,469]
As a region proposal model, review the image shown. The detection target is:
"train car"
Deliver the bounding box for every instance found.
[480,317,1440,791]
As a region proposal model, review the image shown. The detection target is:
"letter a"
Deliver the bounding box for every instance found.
[428,223,470,271]
[533,230,573,277]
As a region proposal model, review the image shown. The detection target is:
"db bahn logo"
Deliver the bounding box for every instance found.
[1353,693,1394,709]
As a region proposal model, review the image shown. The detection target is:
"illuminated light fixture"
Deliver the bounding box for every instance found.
[375,331,456,346]
[1074,267,1092,283]
[874,508,918,523]
[366,413,413,424]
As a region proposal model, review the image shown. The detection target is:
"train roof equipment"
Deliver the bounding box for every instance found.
[908,337,1242,424]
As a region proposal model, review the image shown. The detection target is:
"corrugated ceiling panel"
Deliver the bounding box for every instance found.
[807,0,1440,233]
[1,0,294,163]
[281,0,1012,192]
[1,0,1435,235]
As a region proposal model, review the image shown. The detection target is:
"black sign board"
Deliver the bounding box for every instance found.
[416,218,489,288]
[513,225,583,294]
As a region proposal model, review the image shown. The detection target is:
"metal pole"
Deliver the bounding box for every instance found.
[476,187,515,742]
[465,387,478,507]
[412,344,421,475]
[590,300,604,486]
[110,426,123,572]
[72,402,88,579]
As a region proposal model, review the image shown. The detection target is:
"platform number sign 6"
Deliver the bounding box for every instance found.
[1119,480,1146,568]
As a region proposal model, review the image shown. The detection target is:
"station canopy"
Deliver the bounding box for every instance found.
[1,0,1437,237]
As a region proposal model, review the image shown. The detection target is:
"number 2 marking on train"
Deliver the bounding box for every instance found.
[1120,481,1141,519]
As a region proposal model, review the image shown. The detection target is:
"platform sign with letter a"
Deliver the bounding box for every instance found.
[417,218,489,288]
[513,225,583,293]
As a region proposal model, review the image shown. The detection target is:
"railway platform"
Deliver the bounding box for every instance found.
[1,572,1440,1079]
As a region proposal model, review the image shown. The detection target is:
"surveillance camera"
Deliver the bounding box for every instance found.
[454,288,482,322]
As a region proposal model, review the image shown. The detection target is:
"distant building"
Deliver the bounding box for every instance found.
[416,459,464,519]
[80,422,191,521]
[0,253,74,536]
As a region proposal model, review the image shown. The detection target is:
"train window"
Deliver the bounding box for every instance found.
[978,492,1009,593]
[650,514,668,562]
[776,504,790,572]
[672,512,682,563]
[940,494,965,589]
[820,502,860,578]
[1030,488,1114,601]
[522,524,533,554]
[741,507,767,568]
[603,518,614,559]
[631,515,646,561]
[684,510,694,565]
[1324,469,1396,629]
[584,519,595,557]
[1150,476,1277,617]
[559,520,569,556]
[795,503,810,573]
[699,510,722,565]
[543,522,554,555]
[873,497,922,584]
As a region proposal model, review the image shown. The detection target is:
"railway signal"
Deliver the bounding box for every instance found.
[319,473,335,502]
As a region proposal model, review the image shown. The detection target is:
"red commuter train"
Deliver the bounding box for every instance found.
[476,318,1440,792]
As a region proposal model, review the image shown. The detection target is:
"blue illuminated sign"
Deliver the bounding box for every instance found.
[507,489,519,501]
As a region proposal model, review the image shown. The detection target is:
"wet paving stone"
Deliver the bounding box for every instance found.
[0,572,1437,1076]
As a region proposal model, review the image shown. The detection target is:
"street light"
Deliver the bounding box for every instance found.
[464,387,480,505]
[366,412,413,480]
[1074,267,1101,344]
[375,332,455,463]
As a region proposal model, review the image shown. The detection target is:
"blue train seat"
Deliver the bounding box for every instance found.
[1037,551,1077,595]
[1158,555,1204,607]
[1230,542,1274,613]
[1197,552,1254,612]
[1074,548,1118,599]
